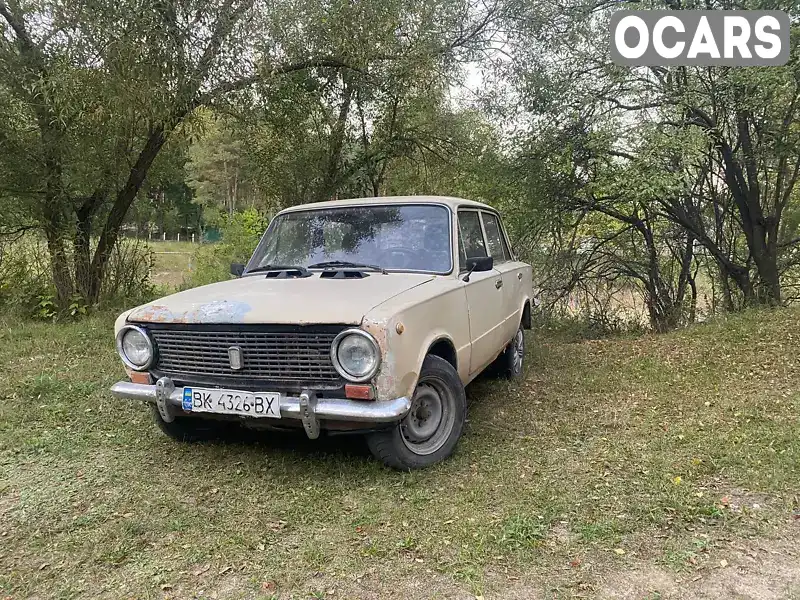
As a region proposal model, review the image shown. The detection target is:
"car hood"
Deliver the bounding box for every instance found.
[126,272,436,325]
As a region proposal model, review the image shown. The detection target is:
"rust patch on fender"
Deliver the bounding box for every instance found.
[130,300,252,324]
[362,317,405,400]
[130,304,182,323]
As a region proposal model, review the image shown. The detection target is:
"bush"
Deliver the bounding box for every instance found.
[0,235,53,315]
[101,238,157,306]
[183,209,268,289]
[0,233,157,319]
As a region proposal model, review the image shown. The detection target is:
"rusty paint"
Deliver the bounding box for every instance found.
[183,300,252,323]
[362,317,397,401]
[129,300,252,324]
[130,304,181,323]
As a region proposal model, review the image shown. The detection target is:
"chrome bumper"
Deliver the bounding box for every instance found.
[110,377,411,439]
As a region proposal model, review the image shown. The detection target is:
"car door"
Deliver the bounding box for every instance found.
[457,209,505,374]
[480,210,522,345]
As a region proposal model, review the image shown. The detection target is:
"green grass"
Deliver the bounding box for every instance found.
[1,308,799,598]
[147,240,199,289]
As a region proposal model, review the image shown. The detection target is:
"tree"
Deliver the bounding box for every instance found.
[0,0,351,304]
[501,0,800,319]
[185,114,262,221]
[0,0,499,305]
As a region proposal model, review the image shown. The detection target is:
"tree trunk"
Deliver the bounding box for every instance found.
[86,126,168,303]
[750,225,781,304]
[73,192,103,300]
[318,76,354,201]
[44,225,73,307]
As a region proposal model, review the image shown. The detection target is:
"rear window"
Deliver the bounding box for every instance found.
[482,212,510,262]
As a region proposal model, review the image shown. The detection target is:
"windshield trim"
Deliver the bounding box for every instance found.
[244,202,455,277]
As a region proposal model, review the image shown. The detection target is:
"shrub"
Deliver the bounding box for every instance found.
[0,233,157,319]
[0,235,52,315]
[101,238,156,305]
[183,209,268,289]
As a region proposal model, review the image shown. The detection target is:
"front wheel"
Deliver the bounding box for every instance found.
[366,355,466,470]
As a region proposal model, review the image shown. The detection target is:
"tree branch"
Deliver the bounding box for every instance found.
[198,58,357,105]
[0,1,36,52]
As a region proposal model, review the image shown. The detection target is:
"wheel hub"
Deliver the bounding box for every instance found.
[512,330,524,372]
[402,384,443,442]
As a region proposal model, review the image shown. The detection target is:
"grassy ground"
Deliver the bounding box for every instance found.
[1,308,799,599]
[147,240,198,289]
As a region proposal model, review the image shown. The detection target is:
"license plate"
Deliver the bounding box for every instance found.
[182,387,281,419]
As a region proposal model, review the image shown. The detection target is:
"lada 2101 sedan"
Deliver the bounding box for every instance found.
[111,196,533,469]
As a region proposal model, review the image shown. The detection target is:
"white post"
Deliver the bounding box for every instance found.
[163,232,166,241]
[177,233,180,242]
[192,233,195,243]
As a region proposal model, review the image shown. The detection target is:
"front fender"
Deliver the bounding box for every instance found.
[361,292,471,400]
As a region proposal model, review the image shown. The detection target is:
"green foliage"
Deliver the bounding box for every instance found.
[67,294,88,318]
[34,295,57,321]
[0,235,53,315]
[183,209,268,288]
[0,0,499,306]
[499,0,800,324]
[100,239,157,306]
[185,114,263,222]
[0,234,156,319]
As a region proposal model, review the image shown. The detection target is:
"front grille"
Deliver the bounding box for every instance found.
[147,325,346,385]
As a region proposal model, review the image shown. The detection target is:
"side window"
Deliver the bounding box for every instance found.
[458,211,487,268]
[481,212,510,263]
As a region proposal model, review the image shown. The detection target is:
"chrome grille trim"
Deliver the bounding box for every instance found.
[147,326,346,383]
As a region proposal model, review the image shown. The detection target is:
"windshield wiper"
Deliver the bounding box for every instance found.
[307,260,387,274]
[246,264,311,276]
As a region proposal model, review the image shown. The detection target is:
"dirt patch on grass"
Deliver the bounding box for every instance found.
[597,531,800,599]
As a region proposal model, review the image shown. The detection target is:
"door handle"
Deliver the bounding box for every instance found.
[517,272,522,281]
[495,279,503,289]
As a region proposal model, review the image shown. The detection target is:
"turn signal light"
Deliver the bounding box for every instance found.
[128,369,152,385]
[345,384,375,400]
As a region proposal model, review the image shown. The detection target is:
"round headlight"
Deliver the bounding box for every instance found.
[116,325,155,370]
[331,330,380,382]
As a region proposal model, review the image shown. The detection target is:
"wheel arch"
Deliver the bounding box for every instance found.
[521,297,532,330]
[425,335,458,372]
[400,333,461,399]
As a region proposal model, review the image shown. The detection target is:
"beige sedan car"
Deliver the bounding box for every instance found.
[111,196,533,469]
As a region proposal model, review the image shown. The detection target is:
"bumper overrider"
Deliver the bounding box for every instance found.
[110,377,411,439]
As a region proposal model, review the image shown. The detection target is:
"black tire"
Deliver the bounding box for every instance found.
[151,405,224,442]
[366,355,466,470]
[497,324,525,379]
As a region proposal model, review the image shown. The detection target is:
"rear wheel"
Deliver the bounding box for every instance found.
[151,406,224,442]
[497,324,525,379]
[366,355,466,470]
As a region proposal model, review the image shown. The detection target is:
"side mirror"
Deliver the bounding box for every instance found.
[466,256,493,272]
[230,263,245,277]
[462,256,493,281]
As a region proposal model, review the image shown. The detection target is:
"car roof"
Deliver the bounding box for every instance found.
[276,195,496,215]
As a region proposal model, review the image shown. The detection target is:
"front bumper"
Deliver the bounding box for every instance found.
[110,377,411,439]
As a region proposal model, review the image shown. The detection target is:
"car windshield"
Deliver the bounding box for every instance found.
[247,204,452,274]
